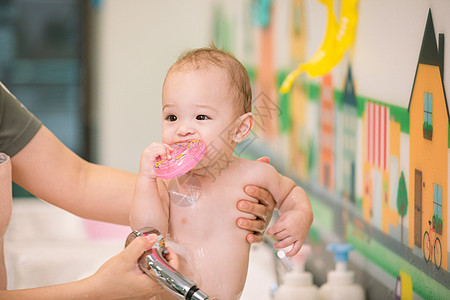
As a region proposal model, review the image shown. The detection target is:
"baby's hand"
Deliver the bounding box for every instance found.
[139,142,173,178]
[266,207,311,257]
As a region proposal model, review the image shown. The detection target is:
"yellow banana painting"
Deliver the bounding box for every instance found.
[280,0,359,93]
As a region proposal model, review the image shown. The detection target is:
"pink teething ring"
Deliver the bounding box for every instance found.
[154,139,206,179]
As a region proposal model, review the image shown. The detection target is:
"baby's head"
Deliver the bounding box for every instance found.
[166,45,252,116]
[162,45,255,171]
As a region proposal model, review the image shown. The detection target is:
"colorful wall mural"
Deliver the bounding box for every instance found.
[213,0,449,299]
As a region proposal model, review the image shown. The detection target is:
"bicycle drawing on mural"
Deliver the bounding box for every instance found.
[422,220,442,269]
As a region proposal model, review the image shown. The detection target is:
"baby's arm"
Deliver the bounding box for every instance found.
[263,167,313,257]
[130,143,172,234]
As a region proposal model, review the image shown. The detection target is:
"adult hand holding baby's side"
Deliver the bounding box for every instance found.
[237,156,276,243]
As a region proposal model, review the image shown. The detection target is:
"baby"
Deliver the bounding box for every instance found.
[131,46,313,299]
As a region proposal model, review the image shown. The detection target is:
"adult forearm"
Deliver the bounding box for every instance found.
[80,162,136,225]
[0,272,155,300]
[0,278,93,300]
[11,126,136,225]
[0,239,5,290]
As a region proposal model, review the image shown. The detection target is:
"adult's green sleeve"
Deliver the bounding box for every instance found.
[0,82,42,157]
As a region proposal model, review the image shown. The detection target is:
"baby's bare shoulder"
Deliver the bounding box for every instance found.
[233,157,279,181]
[240,157,277,169]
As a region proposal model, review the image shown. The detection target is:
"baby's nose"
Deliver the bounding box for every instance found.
[176,124,195,136]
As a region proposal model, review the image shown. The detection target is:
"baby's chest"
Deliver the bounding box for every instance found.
[167,183,246,240]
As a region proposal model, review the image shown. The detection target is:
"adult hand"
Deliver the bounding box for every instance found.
[89,234,179,299]
[236,156,276,243]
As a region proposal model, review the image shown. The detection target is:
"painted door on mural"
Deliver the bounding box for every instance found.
[414,169,423,247]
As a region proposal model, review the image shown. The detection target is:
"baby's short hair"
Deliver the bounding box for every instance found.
[169,44,252,115]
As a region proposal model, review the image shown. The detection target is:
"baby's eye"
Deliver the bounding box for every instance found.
[166,115,177,122]
[196,115,210,121]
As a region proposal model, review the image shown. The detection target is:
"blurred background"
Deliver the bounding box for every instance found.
[1,0,215,185]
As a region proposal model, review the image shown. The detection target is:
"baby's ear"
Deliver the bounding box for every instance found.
[233,112,254,143]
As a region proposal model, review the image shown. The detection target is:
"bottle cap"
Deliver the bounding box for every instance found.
[326,244,354,262]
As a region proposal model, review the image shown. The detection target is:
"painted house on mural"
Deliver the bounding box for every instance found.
[362,100,390,228]
[254,2,278,138]
[288,0,309,180]
[338,66,358,204]
[381,114,400,237]
[319,74,335,191]
[407,10,448,270]
[385,116,402,240]
[345,67,401,241]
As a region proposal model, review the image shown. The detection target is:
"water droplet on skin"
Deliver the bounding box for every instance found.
[168,174,202,207]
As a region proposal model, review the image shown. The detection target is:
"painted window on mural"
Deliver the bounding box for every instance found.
[433,183,443,235]
[423,92,433,140]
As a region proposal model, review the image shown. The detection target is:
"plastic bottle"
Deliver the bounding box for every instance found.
[318,244,365,300]
[274,245,319,300]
